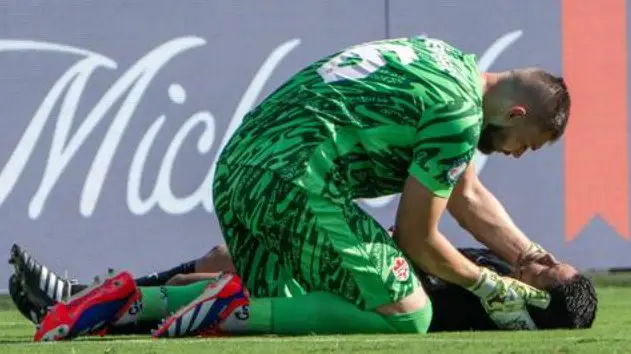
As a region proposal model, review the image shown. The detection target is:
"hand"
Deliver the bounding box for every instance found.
[468,268,551,330]
[515,242,560,280]
[531,252,559,267]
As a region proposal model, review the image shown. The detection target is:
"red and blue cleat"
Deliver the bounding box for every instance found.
[34,270,140,342]
[152,272,249,338]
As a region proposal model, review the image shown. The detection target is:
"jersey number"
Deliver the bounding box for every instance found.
[317,43,418,83]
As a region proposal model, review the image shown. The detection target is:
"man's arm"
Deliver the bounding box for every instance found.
[394,176,481,287]
[395,99,486,287]
[399,100,550,330]
[446,164,532,266]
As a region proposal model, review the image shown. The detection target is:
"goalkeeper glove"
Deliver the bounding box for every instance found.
[467,268,551,330]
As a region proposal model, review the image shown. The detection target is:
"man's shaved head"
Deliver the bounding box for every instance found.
[507,68,571,141]
[479,68,571,157]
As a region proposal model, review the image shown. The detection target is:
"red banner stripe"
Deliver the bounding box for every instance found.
[563,0,629,240]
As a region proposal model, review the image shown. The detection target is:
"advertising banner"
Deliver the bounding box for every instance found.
[0,0,628,291]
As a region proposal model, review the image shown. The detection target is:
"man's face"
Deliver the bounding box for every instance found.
[514,262,578,290]
[477,118,552,158]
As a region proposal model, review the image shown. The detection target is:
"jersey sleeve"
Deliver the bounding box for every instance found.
[407,100,482,198]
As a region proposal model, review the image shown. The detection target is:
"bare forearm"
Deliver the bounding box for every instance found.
[394,228,480,288]
[395,175,481,289]
[449,184,530,265]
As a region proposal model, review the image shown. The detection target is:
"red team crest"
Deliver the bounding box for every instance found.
[391,257,410,281]
[446,160,468,186]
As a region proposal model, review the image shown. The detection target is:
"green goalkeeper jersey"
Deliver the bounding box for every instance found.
[218,36,484,199]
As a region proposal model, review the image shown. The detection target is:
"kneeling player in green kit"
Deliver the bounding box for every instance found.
[35,35,571,340]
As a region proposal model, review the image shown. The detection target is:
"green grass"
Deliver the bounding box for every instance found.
[0,285,628,353]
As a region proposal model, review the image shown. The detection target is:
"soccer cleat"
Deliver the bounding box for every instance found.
[9,244,74,310]
[34,270,141,342]
[151,273,248,338]
[8,274,47,324]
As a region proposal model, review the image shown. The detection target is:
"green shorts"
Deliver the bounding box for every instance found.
[212,163,418,311]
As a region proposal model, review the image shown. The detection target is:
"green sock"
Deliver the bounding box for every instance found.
[232,291,432,335]
[131,282,433,335]
[136,281,211,322]
[382,300,433,334]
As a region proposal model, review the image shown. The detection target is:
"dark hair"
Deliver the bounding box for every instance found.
[538,73,571,142]
[528,274,598,329]
[514,69,572,142]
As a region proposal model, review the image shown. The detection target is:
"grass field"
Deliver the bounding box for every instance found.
[0,275,629,354]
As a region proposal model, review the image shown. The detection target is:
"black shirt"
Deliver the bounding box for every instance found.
[417,248,513,332]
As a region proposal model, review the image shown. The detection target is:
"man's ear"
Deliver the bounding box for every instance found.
[508,106,526,119]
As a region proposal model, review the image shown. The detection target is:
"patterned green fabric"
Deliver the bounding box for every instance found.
[213,36,484,310]
[218,36,483,199]
[213,163,417,310]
